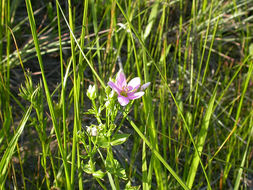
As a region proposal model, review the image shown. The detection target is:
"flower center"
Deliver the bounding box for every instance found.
[120,91,128,97]
[120,86,129,97]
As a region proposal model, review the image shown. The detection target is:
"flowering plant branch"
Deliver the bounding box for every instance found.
[78,71,150,189]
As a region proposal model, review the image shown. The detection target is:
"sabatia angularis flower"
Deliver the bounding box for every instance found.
[108,71,150,106]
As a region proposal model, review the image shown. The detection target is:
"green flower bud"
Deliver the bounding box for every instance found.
[105,86,111,95]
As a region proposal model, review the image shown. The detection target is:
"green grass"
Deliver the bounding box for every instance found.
[0,0,253,189]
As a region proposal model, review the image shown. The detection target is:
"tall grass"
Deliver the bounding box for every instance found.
[0,0,253,189]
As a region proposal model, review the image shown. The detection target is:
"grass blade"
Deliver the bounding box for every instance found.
[0,105,32,187]
[143,1,159,40]
[186,90,216,188]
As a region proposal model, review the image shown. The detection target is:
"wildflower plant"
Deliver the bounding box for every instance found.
[78,71,150,189]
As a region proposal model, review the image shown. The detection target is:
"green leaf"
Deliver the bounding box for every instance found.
[186,91,216,188]
[125,181,141,190]
[0,106,32,184]
[110,134,130,146]
[85,108,96,115]
[105,157,127,180]
[143,1,159,40]
[81,160,93,174]
[81,161,105,179]
[96,136,110,148]
[93,170,105,179]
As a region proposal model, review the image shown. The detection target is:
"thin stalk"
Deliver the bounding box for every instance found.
[41,143,51,189]
[0,0,4,64]
[178,0,183,89]
[91,0,102,75]
[234,110,253,190]
[201,16,220,84]
[55,6,69,186]
[6,0,10,106]
[78,0,88,105]
[142,126,148,189]
[16,143,26,190]
[8,26,28,82]
[189,0,196,106]
[75,0,89,188]
[67,0,81,187]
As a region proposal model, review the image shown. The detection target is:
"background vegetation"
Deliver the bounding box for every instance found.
[0,0,253,189]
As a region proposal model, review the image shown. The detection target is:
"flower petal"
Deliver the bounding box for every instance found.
[141,82,151,90]
[116,71,127,88]
[118,95,129,106]
[127,77,141,90]
[108,81,121,94]
[128,92,144,100]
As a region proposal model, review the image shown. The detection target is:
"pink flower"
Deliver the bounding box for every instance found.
[108,71,150,106]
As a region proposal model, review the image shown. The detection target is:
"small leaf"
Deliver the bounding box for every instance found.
[81,160,93,174]
[93,170,105,179]
[125,181,141,190]
[96,136,110,148]
[84,109,96,115]
[110,134,130,146]
[105,158,127,180]
[116,166,127,180]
